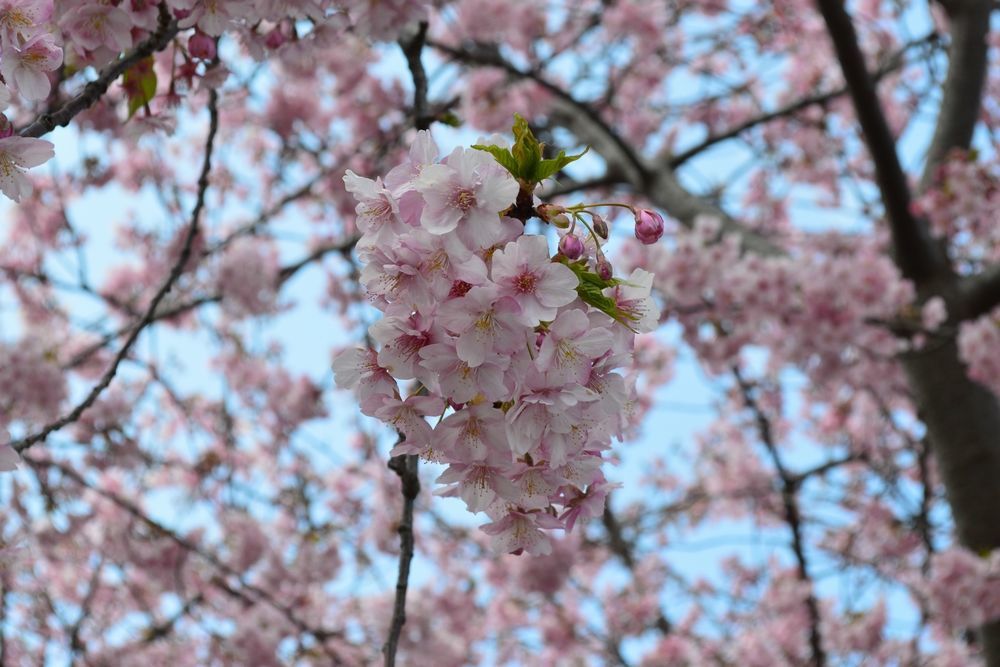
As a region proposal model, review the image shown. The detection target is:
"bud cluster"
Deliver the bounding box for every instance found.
[334,130,659,555]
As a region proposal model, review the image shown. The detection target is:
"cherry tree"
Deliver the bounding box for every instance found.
[1,0,999,665]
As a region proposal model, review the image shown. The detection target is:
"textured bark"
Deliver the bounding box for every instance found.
[813,0,1000,661]
[903,340,1000,665]
[920,0,993,188]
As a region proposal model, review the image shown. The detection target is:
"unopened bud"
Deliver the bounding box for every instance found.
[592,215,609,240]
[558,233,585,260]
[596,258,613,281]
[633,208,665,245]
[536,203,563,222]
[0,115,13,139]
[551,214,571,229]
[265,28,287,50]
[189,32,216,61]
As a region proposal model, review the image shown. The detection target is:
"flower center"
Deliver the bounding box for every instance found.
[1,9,30,31]
[453,188,476,212]
[448,280,473,298]
[513,272,537,295]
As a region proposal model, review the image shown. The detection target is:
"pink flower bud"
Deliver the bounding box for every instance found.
[597,258,613,281]
[189,32,216,61]
[633,208,664,245]
[558,233,585,260]
[0,116,14,139]
[265,28,287,50]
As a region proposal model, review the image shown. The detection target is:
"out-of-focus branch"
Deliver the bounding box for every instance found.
[400,22,431,131]
[668,32,939,168]
[20,5,180,139]
[68,558,104,658]
[382,26,430,667]
[957,263,1000,321]
[734,370,826,667]
[602,504,673,636]
[11,89,219,454]
[920,0,993,188]
[814,0,949,285]
[24,455,346,657]
[430,40,781,256]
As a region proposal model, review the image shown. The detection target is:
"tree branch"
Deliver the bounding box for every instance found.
[734,370,826,667]
[814,0,948,285]
[920,0,993,188]
[10,88,219,454]
[24,454,345,656]
[957,263,1000,320]
[601,504,673,636]
[430,40,781,255]
[668,32,938,168]
[382,28,431,667]
[20,5,180,139]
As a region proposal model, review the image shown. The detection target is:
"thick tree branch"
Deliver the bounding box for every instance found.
[814,0,948,285]
[920,0,993,188]
[383,451,419,667]
[429,40,780,255]
[400,22,431,132]
[20,5,180,139]
[10,88,219,454]
[958,263,1000,320]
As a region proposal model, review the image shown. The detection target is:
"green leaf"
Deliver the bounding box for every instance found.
[475,115,591,188]
[558,259,637,330]
[532,146,589,182]
[471,144,519,176]
[438,111,462,127]
[510,114,542,181]
[124,57,157,119]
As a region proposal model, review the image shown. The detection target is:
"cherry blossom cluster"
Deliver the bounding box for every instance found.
[334,130,659,555]
[0,331,67,470]
[958,306,1000,398]
[0,0,431,202]
[0,0,57,201]
[914,151,1000,265]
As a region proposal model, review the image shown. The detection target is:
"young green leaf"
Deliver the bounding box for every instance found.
[471,144,519,176]
[123,57,157,119]
[532,146,589,182]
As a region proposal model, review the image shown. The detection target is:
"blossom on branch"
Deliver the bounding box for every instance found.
[334,124,659,555]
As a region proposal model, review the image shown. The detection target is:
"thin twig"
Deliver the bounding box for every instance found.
[668,32,938,168]
[601,504,673,636]
[733,369,826,667]
[11,88,220,454]
[23,455,345,656]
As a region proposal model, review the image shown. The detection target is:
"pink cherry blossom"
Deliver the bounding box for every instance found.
[415,147,518,242]
[535,308,614,385]
[0,135,54,201]
[60,4,132,55]
[1,33,62,101]
[491,235,579,326]
[436,285,525,367]
[0,0,51,47]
